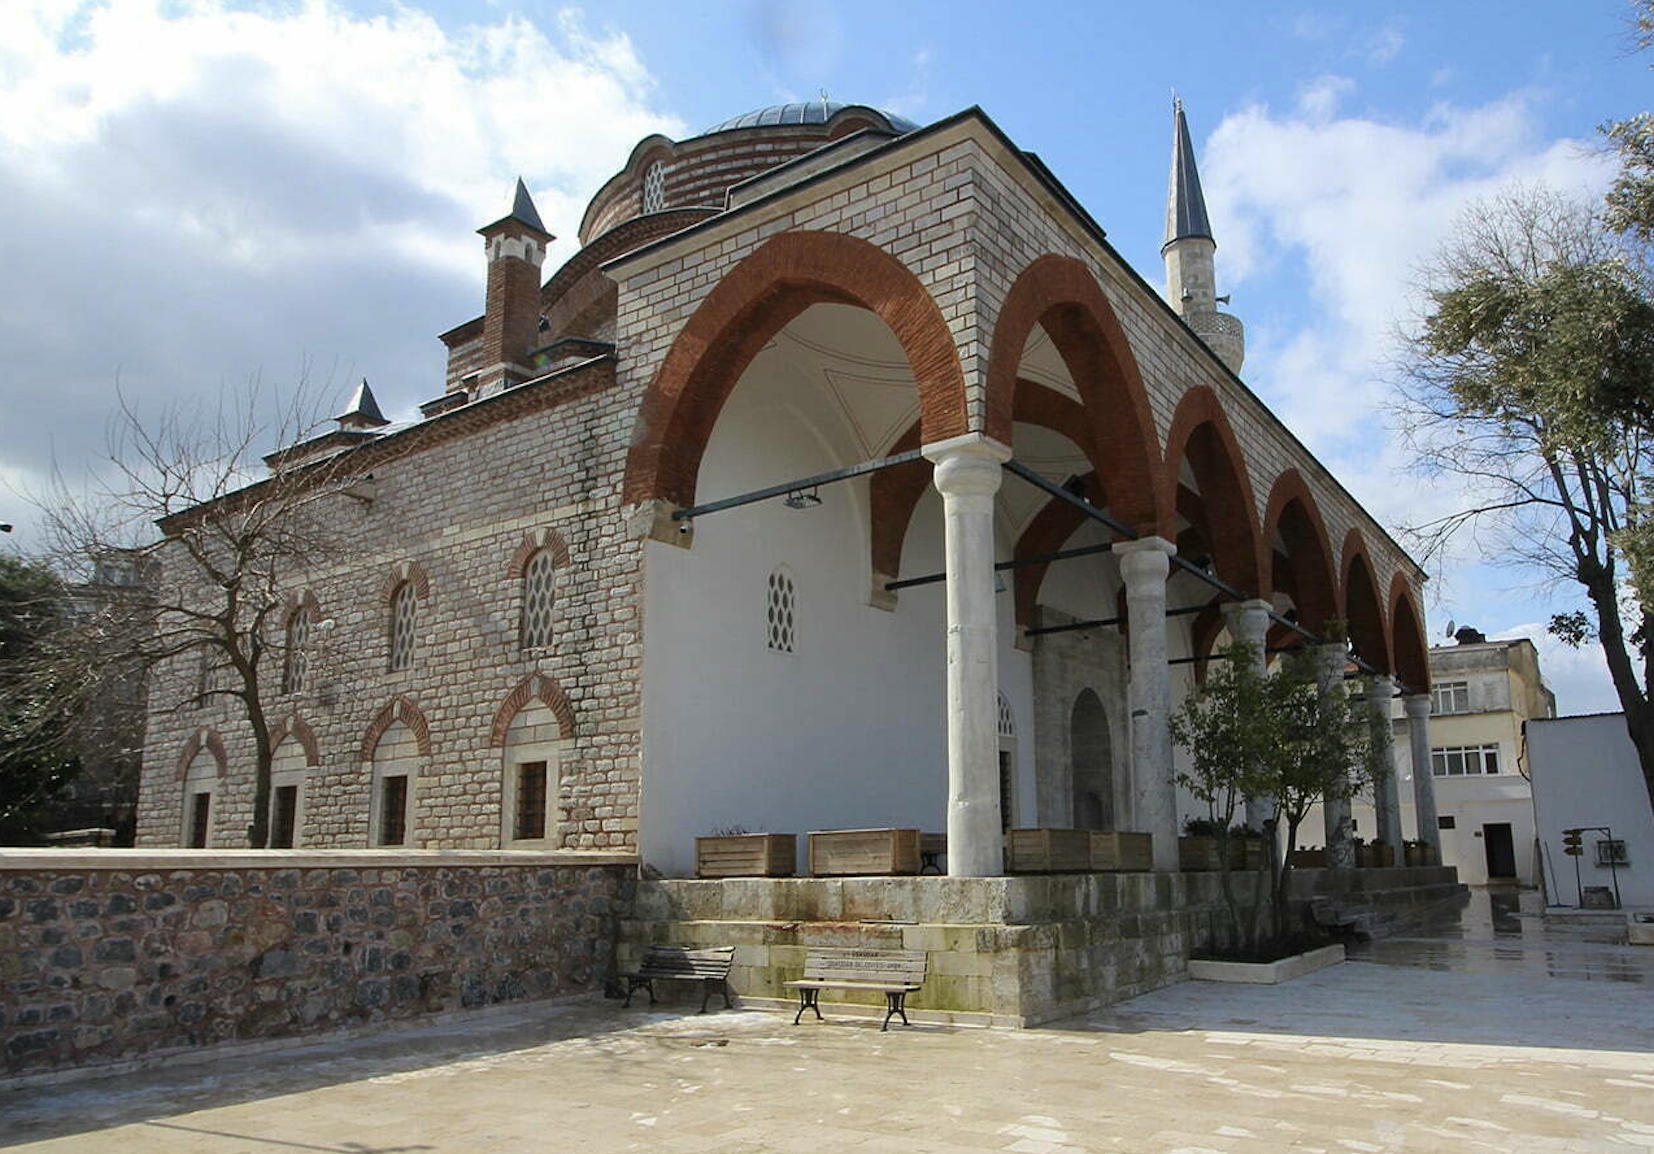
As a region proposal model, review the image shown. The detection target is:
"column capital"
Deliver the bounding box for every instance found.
[1368,673,1397,695]
[923,433,1011,498]
[1402,693,1431,719]
[1112,536,1176,586]
[1221,597,1275,618]
[1111,535,1177,559]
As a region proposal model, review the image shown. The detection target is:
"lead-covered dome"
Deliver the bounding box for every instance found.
[578,100,921,247]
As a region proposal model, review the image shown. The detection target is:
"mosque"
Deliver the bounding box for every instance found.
[138,98,1442,897]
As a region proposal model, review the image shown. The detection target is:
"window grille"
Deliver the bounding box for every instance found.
[1595,838,1630,866]
[515,761,548,840]
[1438,815,1456,830]
[1431,680,1470,715]
[389,583,417,671]
[380,775,408,846]
[520,551,556,651]
[1429,744,1500,776]
[271,785,299,849]
[997,694,1016,738]
[282,606,310,694]
[642,161,666,213]
[188,792,211,848]
[766,569,796,653]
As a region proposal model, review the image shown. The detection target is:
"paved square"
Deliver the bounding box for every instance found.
[4,897,1652,1153]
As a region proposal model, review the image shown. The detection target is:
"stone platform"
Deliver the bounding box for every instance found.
[620,867,1465,1027]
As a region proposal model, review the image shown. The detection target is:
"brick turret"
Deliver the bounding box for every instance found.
[477,178,553,392]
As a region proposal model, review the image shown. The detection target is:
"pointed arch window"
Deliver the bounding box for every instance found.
[282,605,311,694]
[766,567,797,654]
[389,582,418,672]
[997,692,1017,831]
[520,550,557,652]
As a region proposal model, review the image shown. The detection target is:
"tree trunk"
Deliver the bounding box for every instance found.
[1582,565,1654,817]
[246,697,272,849]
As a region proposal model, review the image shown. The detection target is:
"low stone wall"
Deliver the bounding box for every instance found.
[0,849,636,1078]
[621,867,1465,1027]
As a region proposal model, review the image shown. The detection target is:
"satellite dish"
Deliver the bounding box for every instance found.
[1444,618,1456,639]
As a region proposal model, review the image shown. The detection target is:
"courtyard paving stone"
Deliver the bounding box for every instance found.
[2,892,1651,1153]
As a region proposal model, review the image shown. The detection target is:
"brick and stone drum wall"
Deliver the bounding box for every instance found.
[0,852,635,1078]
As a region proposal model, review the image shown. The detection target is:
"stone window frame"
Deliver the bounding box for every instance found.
[765,565,798,655]
[362,697,431,848]
[379,560,430,675]
[642,159,667,214]
[268,716,319,849]
[281,592,320,696]
[519,550,558,652]
[507,528,570,655]
[997,692,1017,831]
[490,674,576,848]
[176,728,226,848]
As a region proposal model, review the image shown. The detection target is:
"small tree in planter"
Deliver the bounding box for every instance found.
[1173,638,1377,957]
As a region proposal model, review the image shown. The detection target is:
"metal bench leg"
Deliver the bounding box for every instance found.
[793,988,821,1025]
[882,991,909,1031]
[622,977,643,1008]
[699,980,712,1014]
[721,980,733,1010]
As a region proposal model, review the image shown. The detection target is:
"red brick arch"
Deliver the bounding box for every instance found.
[984,254,1167,535]
[1341,529,1393,675]
[1389,572,1431,693]
[359,696,432,763]
[1261,469,1338,632]
[623,230,968,508]
[507,527,571,579]
[872,380,1099,586]
[377,560,430,606]
[1162,387,1265,597]
[269,715,320,766]
[175,728,227,781]
[488,673,576,747]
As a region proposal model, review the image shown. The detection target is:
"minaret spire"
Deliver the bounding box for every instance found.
[1160,99,1244,374]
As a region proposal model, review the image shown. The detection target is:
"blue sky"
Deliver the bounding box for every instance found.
[0,0,1647,711]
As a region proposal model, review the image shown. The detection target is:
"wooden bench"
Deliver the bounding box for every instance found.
[622,945,736,1013]
[784,947,927,1031]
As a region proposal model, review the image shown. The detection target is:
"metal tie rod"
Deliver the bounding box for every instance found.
[1025,601,1215,637]
[672,448,925,522]
[885,540,1117,592]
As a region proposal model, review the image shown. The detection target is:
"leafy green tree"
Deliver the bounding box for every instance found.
[1399,186,1654,814]
[1173,639,1376,954]
[0,556,82,842]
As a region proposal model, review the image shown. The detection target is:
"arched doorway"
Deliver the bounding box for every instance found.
[1071,689,1113,830]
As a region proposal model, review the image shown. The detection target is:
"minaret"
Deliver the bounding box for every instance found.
[477,177,554,393]
[1162,99,1244,374]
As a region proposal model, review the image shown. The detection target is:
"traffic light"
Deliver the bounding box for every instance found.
[1563,829,1584,856]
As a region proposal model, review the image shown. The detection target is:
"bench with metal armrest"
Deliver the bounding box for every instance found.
[784,947,927,1031]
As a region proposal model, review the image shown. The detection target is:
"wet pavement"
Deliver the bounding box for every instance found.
[2,889,1651,1153]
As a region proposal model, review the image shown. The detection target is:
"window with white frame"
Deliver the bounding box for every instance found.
[1430,744,1501,776]
[388,582,418,672]
[765,568,796,653]
[282,605,311,694]
[520,550,556,652]
[642,160,666,213]
[1431,680,1471,715]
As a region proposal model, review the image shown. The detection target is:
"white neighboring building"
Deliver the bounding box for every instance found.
[1527,713,1654,910]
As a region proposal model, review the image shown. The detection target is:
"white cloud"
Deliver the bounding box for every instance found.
[0,0,682,538]
[1365,21,1405,67]
[1296,74,1355,122]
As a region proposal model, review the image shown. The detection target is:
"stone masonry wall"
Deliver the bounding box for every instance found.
[0,852,635,1079]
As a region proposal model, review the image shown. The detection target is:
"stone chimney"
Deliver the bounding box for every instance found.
[477,177,553,391]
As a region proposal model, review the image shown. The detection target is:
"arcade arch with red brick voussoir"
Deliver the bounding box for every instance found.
[1161,386,1266,599]
[982,254,1169,538]
[623,230,970,511]
[1260,469,1340,637]
[1389,571,1432,694]
[1340,529,1394,677]
[872,380,1101,603]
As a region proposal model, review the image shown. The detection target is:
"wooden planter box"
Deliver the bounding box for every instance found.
[1008,828,1093,873]
[1404,843,1437,867]
[808,828,921,876]
[1230,839,1269,871]
[1356,843,1396,868]
[1090,831,1153,872]
[695,833,796,878]
[1289,848,1328,868]
[1179,835,1223,871]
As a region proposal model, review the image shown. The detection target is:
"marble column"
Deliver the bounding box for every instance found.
[1220,598,1274,831]
[924,433,1012,877]
[1403,694,1442,854]
[1368,676,1404,862]
[1315,643,1356,870]
[1113,536,1179,871]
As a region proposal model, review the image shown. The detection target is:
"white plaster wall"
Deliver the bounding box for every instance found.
[640,329,1034,877]
[1528,714,1654,908]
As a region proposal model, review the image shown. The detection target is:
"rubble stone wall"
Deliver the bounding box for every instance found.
[1,851,635,1079]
